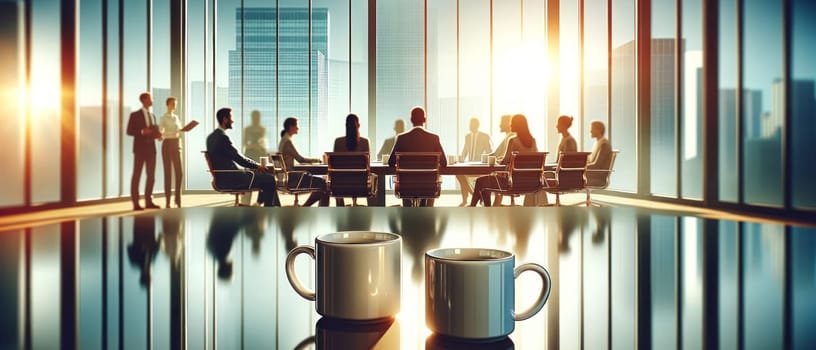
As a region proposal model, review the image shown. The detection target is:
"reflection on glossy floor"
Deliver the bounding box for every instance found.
[1,207,814,349]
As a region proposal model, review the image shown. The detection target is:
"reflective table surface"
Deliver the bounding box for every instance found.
[1,207,814,349]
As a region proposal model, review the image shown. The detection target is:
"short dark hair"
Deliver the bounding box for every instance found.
[139,92,151,103]
[410,106,426,126]
[216,108,232,124]
[166,96,177,106]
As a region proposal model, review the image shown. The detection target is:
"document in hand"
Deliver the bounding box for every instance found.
[181,120,199,132]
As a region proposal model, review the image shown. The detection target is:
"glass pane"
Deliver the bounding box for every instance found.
[314,0,351,154]
[122,0,148,202]
[791,227,816,348]
[78,0,104,201]
[376,0,424,146]
[742,0,783,206]
[350,0,369,136]
[152,0,172,197]
[650,0,677,197]
[0,230,24,348]
[521,0,548,153]
[493,0,523,127]
[235,2,278,164]
[184,0,213,191]
[651,216,677,349]
[220,0,243,151]
[583,0,608,154]
[427,0,456,190]
[106,0,121,198]
[791,0,816,209]
[742,222,784,349]
[31,0,61,203]
[610,0,636,192]
[0,0,24,207]
[459,1,490,153]
[680,0,703,199]
[718,0,738,202]
[559,0,580,149]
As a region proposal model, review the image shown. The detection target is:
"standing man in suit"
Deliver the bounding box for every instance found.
[127,92,161,210]
[455,117,493,206]
[206,107,281,207]
[388,106,447,207]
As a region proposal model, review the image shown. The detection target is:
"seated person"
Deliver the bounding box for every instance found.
[388,106,447,207]
[377,118,405,160]
[278,117,329,207]
[332,113,378,206]
[586,120,613,186]
[470,114,538,207]
[206,108,280,207]
[455,117,492,206]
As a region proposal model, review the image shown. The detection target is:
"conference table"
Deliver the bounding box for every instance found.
[294,161,507,206]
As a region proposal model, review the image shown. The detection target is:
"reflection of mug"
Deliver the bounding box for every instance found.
[313,317,401,350]
[425,248,551,340]
[286,231,402,320]
[426,334,514,350]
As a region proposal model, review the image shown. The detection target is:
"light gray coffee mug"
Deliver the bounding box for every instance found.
[425,248,551,340]
[286,231,402,320]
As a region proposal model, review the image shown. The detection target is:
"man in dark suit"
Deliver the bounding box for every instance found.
[126,92,160,210]
[206,107,281,207]
[388,106,447,207]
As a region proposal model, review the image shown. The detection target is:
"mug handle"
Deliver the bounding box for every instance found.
[285,245,316,301]
[512,263,552,321]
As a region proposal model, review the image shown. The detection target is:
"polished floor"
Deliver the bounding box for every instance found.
[1,206,814,349]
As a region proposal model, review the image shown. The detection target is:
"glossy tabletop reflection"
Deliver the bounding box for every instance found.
[1,207,815,349]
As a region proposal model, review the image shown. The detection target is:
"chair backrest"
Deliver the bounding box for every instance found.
[394,152,442,199]
[586,150,619,188]
[508,152,548,191]
[555,152,591,191]
[326,152,371,198]
[202,151,220,190]
[267,152,289,187]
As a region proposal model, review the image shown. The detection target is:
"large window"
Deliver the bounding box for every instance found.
[718,0,738,202]
[583,0,608,154]
[650,0,677,197]
[0,0,24,207]
[31,0,61,203]
[78,0,104,201]
[680,0,703,199]
[791,0,816,209]
[610,0,636,192]
[742,0,783,206]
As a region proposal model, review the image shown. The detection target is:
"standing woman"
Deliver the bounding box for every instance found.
[278,117,330,206]
[333,113,377,206]
[159,97,187,208]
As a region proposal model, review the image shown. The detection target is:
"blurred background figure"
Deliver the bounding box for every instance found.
[456,117,492,206]
[242,110,268,205]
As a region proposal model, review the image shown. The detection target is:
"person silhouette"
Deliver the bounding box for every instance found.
[126,92,161,210]
[127,215,159,287]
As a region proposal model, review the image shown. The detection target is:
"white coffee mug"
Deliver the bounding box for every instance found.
[286,231,402,321]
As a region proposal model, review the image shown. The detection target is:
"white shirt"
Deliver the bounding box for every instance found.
[142,107,153,127]
[160,112,182,139]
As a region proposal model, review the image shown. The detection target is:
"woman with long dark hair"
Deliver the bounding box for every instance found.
[332,114,377,206]
[469,114,538,206]
[278,117,329,206]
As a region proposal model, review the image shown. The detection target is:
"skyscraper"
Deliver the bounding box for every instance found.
[229,7,328,155]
